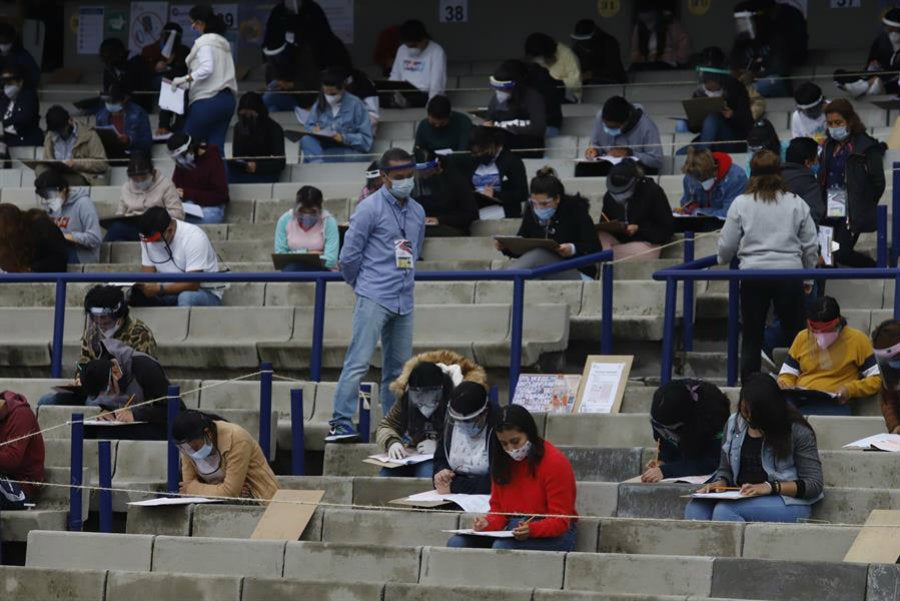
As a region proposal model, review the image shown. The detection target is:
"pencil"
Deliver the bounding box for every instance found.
[708,486,741,491]
[600,212,611,222]
[522,515,536,524]
[655,440,661,465]
[123,394,136,409]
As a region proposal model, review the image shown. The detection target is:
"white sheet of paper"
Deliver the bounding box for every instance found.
[577,362,625,413]
[367,452,434,466]
[843,433,900,452]
[690,491,745,500]
[405,490,491,514]
[159,80,186,115]
[83,419,148,426]
[443,528,515,538]
[661,474,714,484]
[818,225,834,266]
[479,205,505,220]
[128,496,220,507]
[182,202,206,219]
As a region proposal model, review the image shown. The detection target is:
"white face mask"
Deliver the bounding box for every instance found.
[704,87,723,98]
[890,31,900,48]
[495,90,511,104]
[324,93,342,106]
[0,44,11,55]
[407,45,422,58]
[132,177,153,191]
[700,177,716,191]
[389,176,415,199]
[505,440,532,462]
[101,324,119,338]
[42,194,63,214]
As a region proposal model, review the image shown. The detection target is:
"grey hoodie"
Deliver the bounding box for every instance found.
[589,103,663,171]
[717,191,818,270]
[51,186,102,264]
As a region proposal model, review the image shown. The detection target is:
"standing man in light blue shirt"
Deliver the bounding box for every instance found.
[327,148,426,441]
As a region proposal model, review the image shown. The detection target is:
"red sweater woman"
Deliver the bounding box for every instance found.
[447,404,577,551]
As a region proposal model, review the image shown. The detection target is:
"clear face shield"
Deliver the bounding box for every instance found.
[650,418,683,445]
[876,342,900,391]
[407,385,443,418]
[807,318,842,353]
[446,402,488,439]
[734,11,756,39]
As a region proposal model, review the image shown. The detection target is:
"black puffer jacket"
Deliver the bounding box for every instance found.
[820,132,886,233]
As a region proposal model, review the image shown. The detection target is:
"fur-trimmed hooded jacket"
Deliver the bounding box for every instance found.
[376,350,488,451]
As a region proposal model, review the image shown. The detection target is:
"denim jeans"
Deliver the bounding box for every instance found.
[300,137,361,163]
[262,91,300,113]
[330,296,414,428]
[184,204,226,225]
[379,459,434,479]
[227,168,280,184]
[754,75,789,98]
[447,518,577,551]
[684,496,812,523]
[184,89,235,155]
[135,288,223,307]
[38,389,85,407]
[103,219,142,242]
[677,113,746,155]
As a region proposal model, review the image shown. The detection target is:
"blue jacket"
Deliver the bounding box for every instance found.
[305,91,374,153]
[680,154,748,219]
[95,102,152,155]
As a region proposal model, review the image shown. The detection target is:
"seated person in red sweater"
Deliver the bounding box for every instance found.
[0,390,45,508]
[166,133,229,225]
[447,404,577,551]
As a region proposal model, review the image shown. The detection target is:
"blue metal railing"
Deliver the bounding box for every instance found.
[0,248,613,397]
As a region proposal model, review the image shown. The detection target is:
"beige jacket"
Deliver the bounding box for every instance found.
[41,121,109,186]
[181,420,279,501]
[116,170,185,219]
[376,350,489,451]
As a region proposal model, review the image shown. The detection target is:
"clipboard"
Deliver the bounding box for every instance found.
[682,97,726,131]
[100,215,141,230]
[671,214,725,233]
[159,79,186,115]
[373,80,420,92]
[94,126,127,158]
[493,236,559,258]
[284,129,339,144]
[271,253,325,270]
[52,384,82,394]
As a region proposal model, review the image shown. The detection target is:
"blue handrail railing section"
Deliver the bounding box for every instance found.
[0,249,614,398]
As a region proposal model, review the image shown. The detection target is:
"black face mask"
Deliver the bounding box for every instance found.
[474,153,493,166]
[238,115,258,131]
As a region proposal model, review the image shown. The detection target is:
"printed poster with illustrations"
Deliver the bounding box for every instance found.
[573,355,633,414]
[129,2,168,56]
[512,374,582,414]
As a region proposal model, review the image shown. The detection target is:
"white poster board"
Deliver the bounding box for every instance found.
[512,374,581,414]
[320,0,354,44]
[129,2,169,56]
[573,355,633,414]
[77,6,105,55]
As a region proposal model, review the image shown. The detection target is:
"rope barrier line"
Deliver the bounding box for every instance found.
[0,370,265,450]
[605,230,721,267]
[4,476,893,532]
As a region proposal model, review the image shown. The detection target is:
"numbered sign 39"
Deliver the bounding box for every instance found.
[439,0,468,23]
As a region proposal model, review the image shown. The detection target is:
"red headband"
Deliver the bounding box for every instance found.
[139,232,163,243]
[807,317,840,332]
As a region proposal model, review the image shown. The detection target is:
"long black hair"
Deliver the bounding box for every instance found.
[189,5,227,36]
[172,409,227,444]
[740,374,813,458]
[490,404,545,485]
[651,379,730,457]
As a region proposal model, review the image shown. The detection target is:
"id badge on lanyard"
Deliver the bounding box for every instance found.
[394,239,413,269]
[826,187,847,219]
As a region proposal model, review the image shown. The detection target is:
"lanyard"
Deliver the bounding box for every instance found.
[387,198,407,238]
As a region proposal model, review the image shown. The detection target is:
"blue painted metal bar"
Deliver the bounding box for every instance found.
[166,387,181,495]
[509,275,525,399]
[489,385,499,405]
[258,362,273,459]
[895,273,900,320]
[98,440,112,533]
[358,383,372,443]
[892,162,900,265]
[50,279,67,378]
[68,413,83,532]
[878,205,889,268]
[682,231,696,352]
[291,388,305,475]
[726,275,740,387]
[601,262,613,354]
[659,278,678,384]
[310,279,327,382]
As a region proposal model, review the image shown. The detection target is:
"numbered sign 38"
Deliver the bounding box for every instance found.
[439,0,468,23]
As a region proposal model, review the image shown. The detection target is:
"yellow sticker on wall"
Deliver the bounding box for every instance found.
[687,0,712,16]
[597,0,621,18]
[70,15,79,33]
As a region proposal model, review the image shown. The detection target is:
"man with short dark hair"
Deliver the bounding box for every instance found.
[783,137,824,225]
[414,95,471,154]
[327,148,426,441]
[579,95,662,177]
[389,19,446,106]
[41,105,108,187]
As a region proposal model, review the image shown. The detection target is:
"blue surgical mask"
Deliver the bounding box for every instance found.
[297,213,319,229]
[190,443,213,460]
[810,163,820,176]
[889,360,900,370]
[389,177,415,199]
[105,102,124,113]
[602,124,622,136]
[829,126,849,141]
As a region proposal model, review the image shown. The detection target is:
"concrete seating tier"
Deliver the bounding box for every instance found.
[19,530,898,601]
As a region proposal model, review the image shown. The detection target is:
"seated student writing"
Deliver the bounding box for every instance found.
[414,95,472,154]
[388,19,447,107]
[685,374,824,523]
[42,105,108,187]
[484,60,547,157]
[777,296,881,415]
[413,148,479,236]
[498,167,600,281]
[0,389,44,509]
[167,133,229,225]
[447,404,577,551]
[641,379,731,482]
[94,83,152,158]
[580,95,663,177]
[376,353,485,478]
[39,284,157,407]
[0,65,42,154]
[433,381,496,495]
[274,185,339,271]
[872,319,900,433]
[79,339,185,440]
[229,91,286,184]
[464,126,528,219]
[598,161,674,261]
[679,146,748,219]
[34,169,102,265]
[105,152,184,242]
[301,68,374,164]
[173,410,278,501]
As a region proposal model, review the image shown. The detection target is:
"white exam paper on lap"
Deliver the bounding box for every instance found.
[690,490,744,500]
[843,433,900,452]
[83,419,148,426]
[661,474,713,484]
[443,528,515,538]
[128,497,220,507]
[406,490,491,513]
[368,452,433,466]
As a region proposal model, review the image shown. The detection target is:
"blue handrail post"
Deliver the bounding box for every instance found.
[50,279,67,378]
[727,273,741,387]
[601,263,614,354]
[682,231,696,352]
[68,413,83,532]
[659,278,678,384]
[489,385,499,405]
[166,386,181,495]
[258,362,273,459]
[310,279,327,382]
[509,275,525,399]
[895,273,900,319]
[892,161,900,265]
[290,388,305,475]
[358,383,372,443]
[878,205,889,268]
[98,440,112,533]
